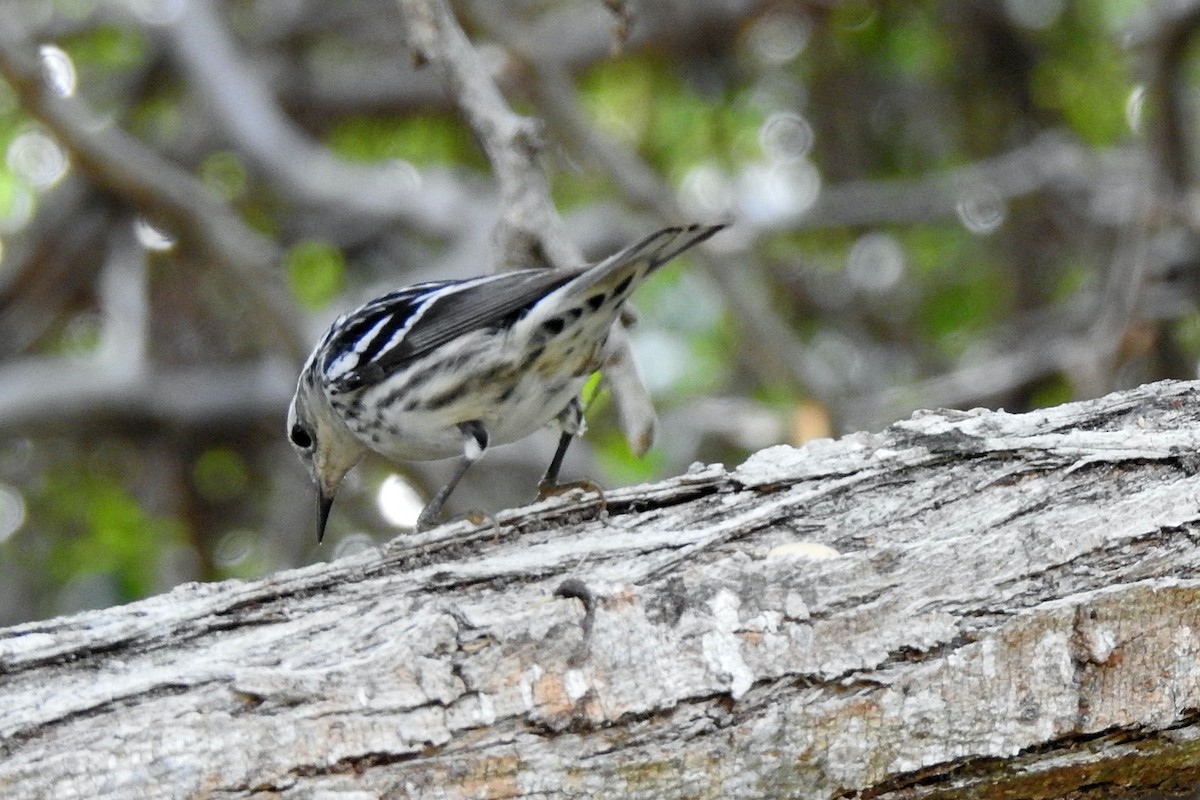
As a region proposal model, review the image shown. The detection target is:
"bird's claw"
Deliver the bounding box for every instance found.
[535,478,608,519]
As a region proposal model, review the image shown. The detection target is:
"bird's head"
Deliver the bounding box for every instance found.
[287,376,367,543]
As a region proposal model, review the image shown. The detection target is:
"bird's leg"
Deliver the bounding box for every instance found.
[538,430,575,493]
[536,398,606,512]
[416,421,488,531]
[537,398,585,495]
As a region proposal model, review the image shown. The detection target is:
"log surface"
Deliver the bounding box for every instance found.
[4,381,1200,799]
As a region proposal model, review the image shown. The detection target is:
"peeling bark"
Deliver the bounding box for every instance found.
[5,381,1200,799]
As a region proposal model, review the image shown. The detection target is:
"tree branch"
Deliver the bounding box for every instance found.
[3,380,1200,797]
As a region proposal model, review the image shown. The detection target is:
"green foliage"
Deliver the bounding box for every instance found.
[1031,33,1133,146]
[1028,375,1075,409]
[1173,314,1200,357]
[578,56,763,180]
[50,314,102,356]
[921,269,1011,356]
[0,169,21,220]
[886,11,953,79]
[193,448,249,503]
[199,151,249,202]
[830,3,951,79]
[36,467,184,602]
[286,240,346,310]
[60,24,147,70]
[327,115,485,168]
[126,87,186,145]
[593,417,666,485]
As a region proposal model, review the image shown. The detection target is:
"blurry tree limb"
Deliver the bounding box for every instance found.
[1135,0,1200,197]
[0,358,293,435]
[0,23,307,361]
[794,135,1147,230]
[844,329,1103,430]
[160,0,461,236]
[0,180,114,353]
[841,277,1154,432]
[5,381,1200,797]
[0,226,293,434]
[266,0,761,117]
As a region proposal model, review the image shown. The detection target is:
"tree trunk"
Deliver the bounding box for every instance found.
[5,380,1200,799]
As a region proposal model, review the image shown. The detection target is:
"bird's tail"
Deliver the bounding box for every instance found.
[580,222,724,293]
[537,223,726,325]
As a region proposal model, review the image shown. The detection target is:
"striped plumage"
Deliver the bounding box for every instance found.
[287,223,725,540]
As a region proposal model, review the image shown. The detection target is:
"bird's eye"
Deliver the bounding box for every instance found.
[290,423,314,449]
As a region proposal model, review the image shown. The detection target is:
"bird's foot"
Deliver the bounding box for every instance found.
[535,478,608,521]
[416,508,499,536]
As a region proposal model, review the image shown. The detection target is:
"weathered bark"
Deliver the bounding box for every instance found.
[5,380,1200,799]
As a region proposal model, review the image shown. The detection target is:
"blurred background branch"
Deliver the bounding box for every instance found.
[0,0,1190,624]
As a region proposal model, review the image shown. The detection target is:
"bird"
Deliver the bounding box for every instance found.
[287,222,725,541]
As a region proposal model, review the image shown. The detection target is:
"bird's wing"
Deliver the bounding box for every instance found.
[321,269,578,392]
[320,223,725,393]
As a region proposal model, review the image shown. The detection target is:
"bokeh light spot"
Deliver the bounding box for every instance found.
[133,217,176,251]
[631,329,690,394]
[7,130,69,188]
[737,160,821,224]
[760,112,814,162]
[747,11,810,66]
[213,529,256,569]
[955,184,1007,235]
[38,44,77,97]
[382,159,422,193]
[1125,85,1146,134]
[847,232,905,292]
[0,483,27,543]
[377,474,424,529]
[680,163,735,219]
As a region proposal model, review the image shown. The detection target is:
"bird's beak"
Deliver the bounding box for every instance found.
[311,438,362,544]
[317,490,335,544]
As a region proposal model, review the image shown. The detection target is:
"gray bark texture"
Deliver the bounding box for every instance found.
[5,380,1200,799]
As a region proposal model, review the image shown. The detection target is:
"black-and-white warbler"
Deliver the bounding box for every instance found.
[287,223,725,541]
